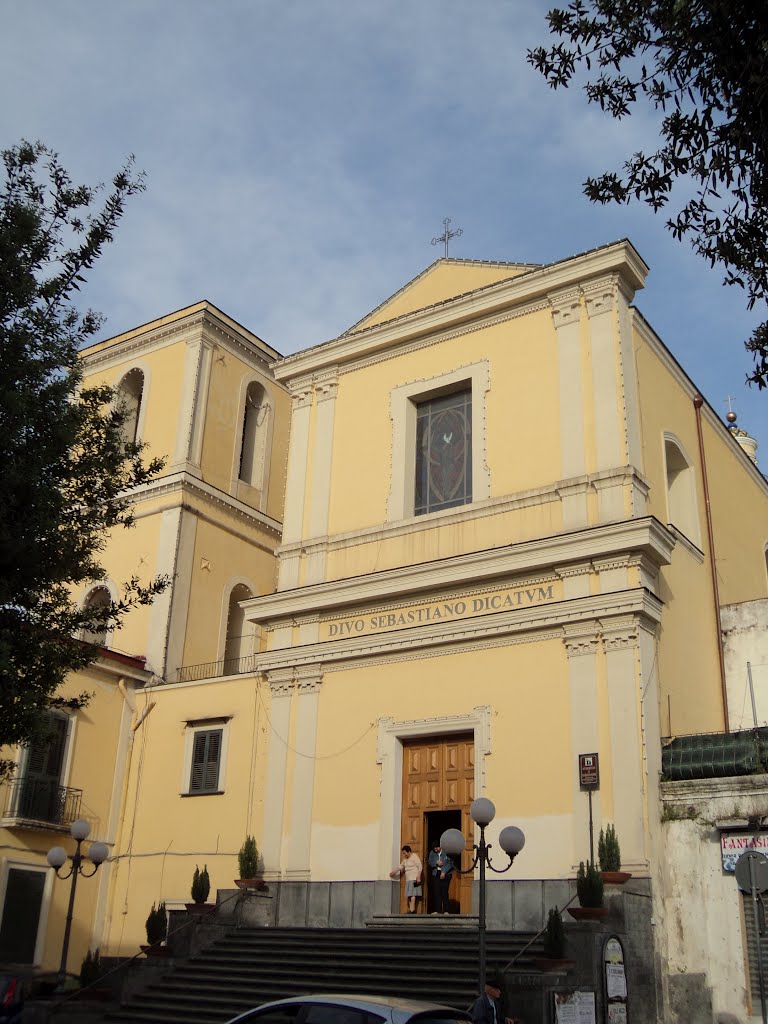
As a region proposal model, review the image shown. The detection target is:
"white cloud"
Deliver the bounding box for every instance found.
[1,0,764,452]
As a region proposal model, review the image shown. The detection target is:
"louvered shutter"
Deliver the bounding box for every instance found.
[189,730,222,793]
[743,893,768,1011]
[21,713,68,821]
[26,714,67,782]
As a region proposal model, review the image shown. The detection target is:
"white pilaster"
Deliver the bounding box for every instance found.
[163,510,198,682]
[603,617,646,871]
[584,278,625,522]
[305,373,338,584]
[616,284,647,516]
[284,667,323,879]
[171,335,213,476]
[145,507,183,677]
[550,287,588,529]
[278,380,314,590]
[261,672,294,877]
[563,624,602,867]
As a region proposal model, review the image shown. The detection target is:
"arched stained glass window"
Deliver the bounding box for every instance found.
[414,389,472,516]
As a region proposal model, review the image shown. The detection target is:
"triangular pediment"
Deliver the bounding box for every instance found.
[345,258,539,335]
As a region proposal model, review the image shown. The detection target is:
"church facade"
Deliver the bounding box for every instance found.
[1,243,767,1021]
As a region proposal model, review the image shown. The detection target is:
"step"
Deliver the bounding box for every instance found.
[106,924,546,1024]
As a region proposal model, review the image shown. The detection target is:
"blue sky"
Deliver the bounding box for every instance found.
[2,0,765,455]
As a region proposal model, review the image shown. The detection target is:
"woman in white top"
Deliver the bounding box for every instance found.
[389,844,423,914]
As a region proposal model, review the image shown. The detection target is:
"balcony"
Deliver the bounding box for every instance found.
[176,653,258,684]
[1,778,83,831]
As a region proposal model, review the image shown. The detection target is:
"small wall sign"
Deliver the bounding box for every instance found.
[554,991,596,1024]
[579,752,600,789]
[604,936,628,1023]
[721,832,768,872]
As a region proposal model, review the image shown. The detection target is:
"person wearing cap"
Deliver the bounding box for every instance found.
[470,970,522,1024]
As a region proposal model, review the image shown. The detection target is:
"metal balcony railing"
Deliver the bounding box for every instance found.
[2,778,83,828]
[175,653,258,684]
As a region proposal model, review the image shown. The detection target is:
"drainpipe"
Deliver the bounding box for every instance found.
[693,394,729,732]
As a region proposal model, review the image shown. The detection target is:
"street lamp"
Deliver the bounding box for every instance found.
[47,819,109,980]
[441,798,525,992]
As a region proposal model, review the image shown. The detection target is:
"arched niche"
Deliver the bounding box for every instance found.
[238,380,270,491]
[116,368,145,444]
[223,583,255,674]
[80,584,113,647]
[664,434,700,546]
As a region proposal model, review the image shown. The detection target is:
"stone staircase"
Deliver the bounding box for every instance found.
[105,921,545,1024]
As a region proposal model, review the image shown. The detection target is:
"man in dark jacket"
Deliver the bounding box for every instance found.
[427,841,454,914]
[470,970,521,1024]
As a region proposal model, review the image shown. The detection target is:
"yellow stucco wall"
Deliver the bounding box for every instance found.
[180,515,278,671]
[352,261,536,332]
[326,310,561,550]
[102,674,268,957]
[85,343,187,469]
[309,640,587,881]
[0,665,133,971]
[635,333,768,735]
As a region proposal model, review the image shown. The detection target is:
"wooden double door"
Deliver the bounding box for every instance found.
[400,733,474,914]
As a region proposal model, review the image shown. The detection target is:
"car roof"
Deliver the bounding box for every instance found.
[237,995,469,1018]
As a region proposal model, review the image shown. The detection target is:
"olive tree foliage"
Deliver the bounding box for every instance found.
[0,141,168,778]
[528,0,768,387]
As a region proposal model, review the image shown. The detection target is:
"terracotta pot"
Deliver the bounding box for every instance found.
[601,871,632,884]
[184,902,215,913]
[140,944,170,957]
[533,958,576,972]
[235,878,268,890]
[567,906,609,921]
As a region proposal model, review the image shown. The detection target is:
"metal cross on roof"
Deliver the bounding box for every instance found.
[431,217,463,258]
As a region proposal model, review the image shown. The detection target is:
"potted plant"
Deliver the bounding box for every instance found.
[534,907,575,971]
[186,864,214,912]
[78,948,112,998]
[141,902,169,955]
[598,824,632,884]
[568,861,608,920]
[236,835,267,890]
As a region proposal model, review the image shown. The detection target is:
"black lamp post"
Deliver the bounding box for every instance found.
[441,797,525,993]
[47,819,108,980]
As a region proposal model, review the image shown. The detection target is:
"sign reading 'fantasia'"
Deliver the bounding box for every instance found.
[322,582,559,640]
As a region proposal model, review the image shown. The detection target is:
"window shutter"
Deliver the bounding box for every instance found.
[203,731,221,791]
[189,730,222,793]
[25,714,67,784]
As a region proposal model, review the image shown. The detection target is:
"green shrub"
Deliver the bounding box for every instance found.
[191,864,210,903]
[145,902,167,945]
[598,824,621,872]
[238,835,259,879]
[79,948,103,987]
[576,860,604,908]
[543,907,565,959]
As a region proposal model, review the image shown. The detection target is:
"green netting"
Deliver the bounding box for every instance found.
[661,727,768,781]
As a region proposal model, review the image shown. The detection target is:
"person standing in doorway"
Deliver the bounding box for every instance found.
[389,845,423,913]
[427,840,454,914]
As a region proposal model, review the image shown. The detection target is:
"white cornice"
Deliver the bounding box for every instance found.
[278,466,650,558]
[273,241,648,382]
[244,516,674,624]
[253,587,663,672]
[81,304,279,376]
[129,471,282,536]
